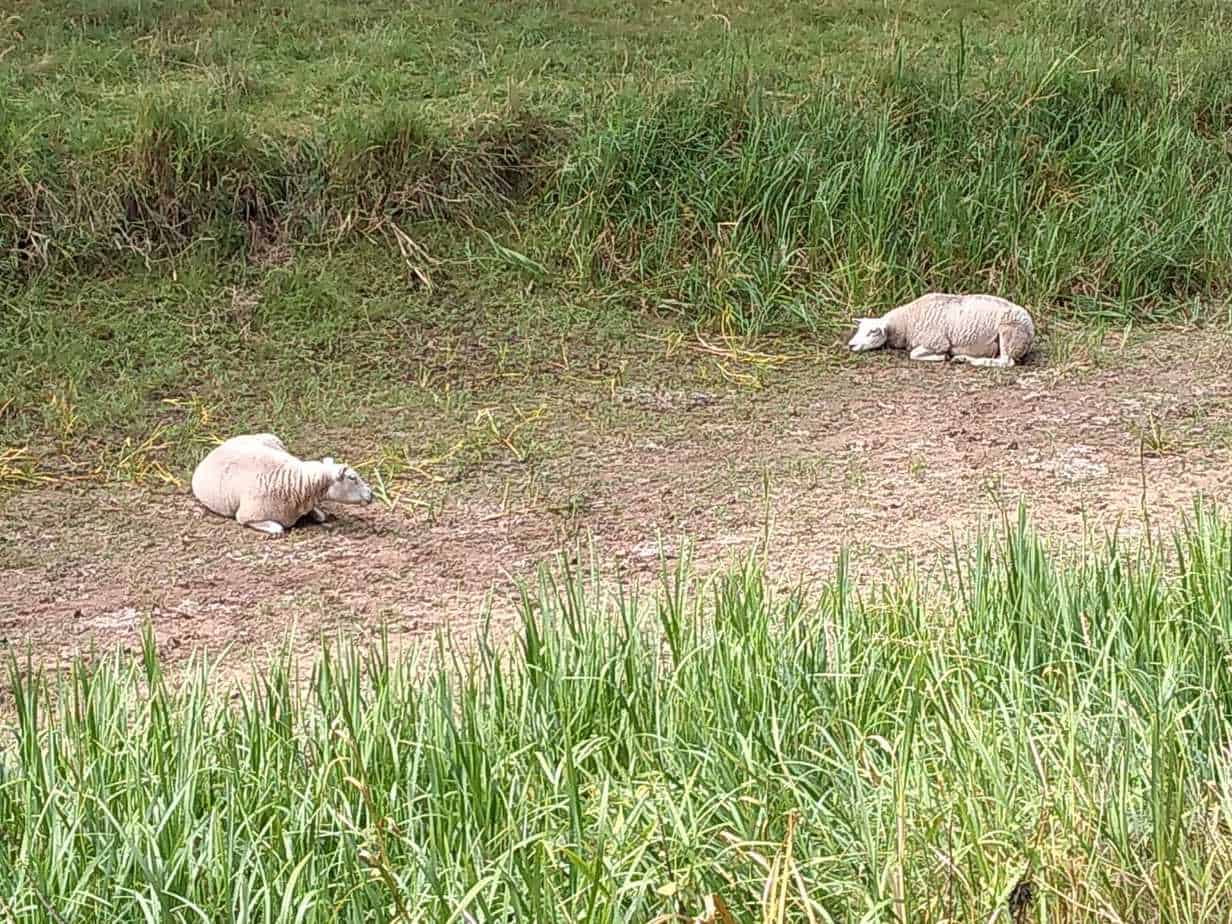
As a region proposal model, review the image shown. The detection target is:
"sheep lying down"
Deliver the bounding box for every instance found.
[191,433,374,536]
[847,293,1035,368]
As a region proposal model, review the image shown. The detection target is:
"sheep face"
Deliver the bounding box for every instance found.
[323,460,374,505]
[847,318,888,352]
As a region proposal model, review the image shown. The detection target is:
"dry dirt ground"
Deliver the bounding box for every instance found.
[2,327,1230,673]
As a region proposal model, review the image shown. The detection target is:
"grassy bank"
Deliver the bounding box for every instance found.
[4,505,1232,921]
[4,0,1232,487]
[5,0,1232,324]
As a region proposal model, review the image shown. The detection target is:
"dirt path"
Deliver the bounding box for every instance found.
[3,327,1230,670]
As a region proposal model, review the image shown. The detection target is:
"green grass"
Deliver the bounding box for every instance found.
[4,0,1232,485]
[4,0,1232,320]
[4,503,1232,921]
[5,7,1232,918]
[556,60,1232,326]
[0,248,661,490]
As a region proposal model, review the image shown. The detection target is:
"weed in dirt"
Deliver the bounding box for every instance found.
[1132,412,1185,459]
[844,457,868,490]
[781,456,832,493]
[908,452,929,482]
[1041,322,1114,371]
[982,471,1010,504]
[1129,399,1232,459]
[0,447,48,490]
[5,504,1232,920]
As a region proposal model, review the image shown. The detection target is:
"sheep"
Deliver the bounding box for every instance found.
[190,433,374,536]
[846,293,1035,368]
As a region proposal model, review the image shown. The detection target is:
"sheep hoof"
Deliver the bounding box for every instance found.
[247,520,285,536]
[309,507,328,524]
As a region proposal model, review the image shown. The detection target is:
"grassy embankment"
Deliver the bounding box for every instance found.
[4,506,1232,921]
[5,4,1232,921]
[2,0,1231,489]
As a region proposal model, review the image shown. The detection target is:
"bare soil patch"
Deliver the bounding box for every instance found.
[3,328,1230,671]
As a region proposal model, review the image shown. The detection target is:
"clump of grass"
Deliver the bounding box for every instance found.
[0,92,562,280]
[553,47,1232,329]
[122,97,286,257]
[0,446,50,490]
[4,503,1232,921]
[0,102,65,280]
[325,104,561,228]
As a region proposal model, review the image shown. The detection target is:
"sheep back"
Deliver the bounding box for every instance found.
[884,293,1034,358]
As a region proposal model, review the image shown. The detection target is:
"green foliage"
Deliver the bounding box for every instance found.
[4,0,1232,329]
[4,505,1232,920]
[554,36,1232,324]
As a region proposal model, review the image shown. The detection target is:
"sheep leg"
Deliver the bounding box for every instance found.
[243,519,286,536]
[952,331,1018,367]
[309,507,328,524]
[909,346,948,362]
[955,354,1013,368]
[957,328,1022,367]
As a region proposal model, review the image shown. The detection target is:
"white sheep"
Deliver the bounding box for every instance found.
[847,293,1035,368]
[190,433,374,536]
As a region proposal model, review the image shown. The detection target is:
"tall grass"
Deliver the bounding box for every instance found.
[5,504,1232,921]
[6,4,1232,330]
[556,48,1232,328]
[0,96,556,280]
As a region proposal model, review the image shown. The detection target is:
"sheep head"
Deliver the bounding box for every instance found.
[847,318,888,352]
[321,458,374,505]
